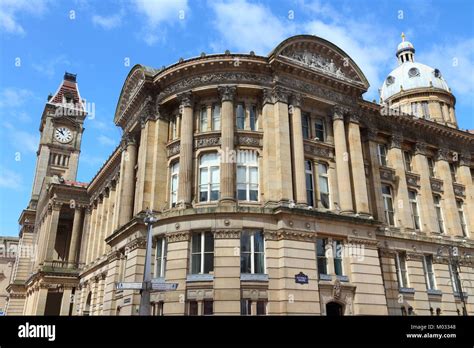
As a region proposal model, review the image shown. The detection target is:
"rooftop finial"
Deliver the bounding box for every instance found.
[401,32,406,42]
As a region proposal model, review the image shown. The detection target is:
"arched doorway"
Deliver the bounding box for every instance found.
[84,292,91,316]
[326,301,343,316]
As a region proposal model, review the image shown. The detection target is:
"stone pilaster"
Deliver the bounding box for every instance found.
[86,202,98,264]
[177,91,194,207]
[436,148,462,236]
[118,134,138,226]
[45,203,61,261]
[261,88,277,204]
[387,134,412,229]
[458,153,474,234]
[78,206,91,264]
[348,112,370,215]
[60,287,73,316]
[289,94,307,205]
[364,129,385,221]
[149,116,170,210]
[218,86,237,204]
[332,106,353,214]
[412,142,438,233]
[68,207,83,263]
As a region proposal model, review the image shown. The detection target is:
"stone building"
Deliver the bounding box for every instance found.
[6,35,474,316]
[0,236,18,315]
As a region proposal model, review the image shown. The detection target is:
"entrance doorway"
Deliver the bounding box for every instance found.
[326,301,343,316]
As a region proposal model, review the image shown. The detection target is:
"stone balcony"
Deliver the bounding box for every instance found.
[405,172,420,188]
[40,260,83,275]
[430,177,443,193]
[453,183,466,197]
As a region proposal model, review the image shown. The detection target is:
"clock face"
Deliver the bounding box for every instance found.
[54,127,73,143]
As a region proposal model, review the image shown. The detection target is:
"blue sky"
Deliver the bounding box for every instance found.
[0,0,473,236]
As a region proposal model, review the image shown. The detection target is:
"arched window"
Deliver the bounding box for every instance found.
[199,153,220,202]
[170,162,179,207]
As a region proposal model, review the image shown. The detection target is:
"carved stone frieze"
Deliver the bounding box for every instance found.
[194,135,221,149]
[167,232,190,243]
[167,141,180,157]
[213,230,241,239]
[303,143,334,158]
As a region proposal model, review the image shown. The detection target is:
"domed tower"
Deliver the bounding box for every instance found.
[380,33,457,128]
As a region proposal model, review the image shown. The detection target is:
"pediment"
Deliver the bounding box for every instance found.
[114,65,147,124]
[272,35,369,90]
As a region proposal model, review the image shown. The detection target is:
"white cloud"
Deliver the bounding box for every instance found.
[0,0,50,35]
[92,11,123,30]
[0,88,34,108]
[417,38,474,98]
[32,55,71,78]
[0,167,23,191]
[97,134,116,146]
[131,0,189,45]
[210,0,295,54]
[3,122,39,153]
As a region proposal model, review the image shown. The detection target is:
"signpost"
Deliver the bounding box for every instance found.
[151,282,178,292]
[116,282,143,291]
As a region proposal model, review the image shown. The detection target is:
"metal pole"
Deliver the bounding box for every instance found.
[452,259,467,316]
[139,210,156,316]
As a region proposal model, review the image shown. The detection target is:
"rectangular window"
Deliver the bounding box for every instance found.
[256,301,266,315]
[212,104,221,130]
[314,118,325,141]
[302,113,310,139]
[171,118,177,140]
[188,301,198,316]
[152,302,164,316]
[240,230,265,274]
[170,162,179,207]
[305,160,314,207]
[382,185,395,226]
[377,144,388,166]
[199,106,207,132]
[236,103,245,130]
[237,154,258,201]
[154,237,167,278]
[427,157,436,177]
[203,300,213,315]
[403,151,412,172]
[423,255,436,290]
[449,163,457,182]
[240,299,266,315]
[191,232,214,274]
[408,190,421,230]
[457,200,468,237]
[421,101,430,119]
[318,163,330,209]
[316,238,327,277]
[395,252,409,288]
[433,195,444,233]
[249,105,257,131]
[199,153,220,202]
[333,240,343,276]
[411,102,418,117]
[449,263,460,294]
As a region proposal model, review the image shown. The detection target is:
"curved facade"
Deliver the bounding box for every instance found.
[6,35,474,316]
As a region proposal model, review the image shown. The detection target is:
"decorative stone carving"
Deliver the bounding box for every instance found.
[333,279,342,299]
[194,135,221,149]
[406,253,424,261]
[349,112,361,124]
[380,167,396,182]
[430,177,443,193]
[177,91,193,108]
[167,232,190,243]
[273,86,290,103]
[453,183,465,197]
[262,88,273,105]
[303,143,334,158]
[213,230,241,239]
[459,152,471,167]
[436,148,450,162]
[236,134,262,147]
[125,237,146,252]
[332,105,347,121]
[167,141,180,157]
[120,133,137,150]
[289,93,302,109]
[389,134,402,149]
[218,85,237,102]
[365,128,378,141]
[264,230,317,242]
[158,73,272,101]
[406,172,420,188]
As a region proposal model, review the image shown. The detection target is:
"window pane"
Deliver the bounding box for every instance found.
[249,106,256,131]
[320,193,330,209]
[240,300,250,315]
[191,254,201,274]
[192,234,201,253]
[236,104,245,129]
[237,187,247,200]
[249,167,258,184]
[200,168,209,185]
[199,190,208,202]
[315,119,324,141]
[253,231,264,252]
[211,167,220,183]
[256,301,266,315]
[200,107,207,132]
[319,177,329,193]
[317,258,327,275]
[212,104,221,130]
[204,232,213,252]
[237,166,246,184]
[204,252,214,273]
[318,163,328,175]
[189,301,198,316]
[203,301,213,315]
[210,189,219,201]
[240,253,251,273]
[254,252,265,274]
[334,258,343,276]
[241,232,251,252]
[316,239,326,256]
[249,189,258,201]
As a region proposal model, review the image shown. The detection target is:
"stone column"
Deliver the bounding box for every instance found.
[102,251,122,315]
[118,134,138,226]
[60,287,72,316]
[35,287,49,315]
[436,148,462,236]
[45,203,61,261]
[213,230,241,315]
[386,134,412,229]
[261,89,277,204]
[218,86,237,204]
[68,207,83,263]
[86,202,98,264]
[177,91,194,207]
[458,153,474,234]
[289,94,307,205]
[78,207,91,265]
[92,195,105,261]
[332,106,353,214]
[347,112,370,215]
[364,129,385,221]
[100,191,109,256]
[412,143,438,233]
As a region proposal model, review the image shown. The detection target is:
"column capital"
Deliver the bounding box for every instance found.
[120,133,137,150]
[348,112,361,124]
[177,91,193,108]
[365,127,378,141]
[388,134,403,149]
[459,152,471,167]
[436,147,451,162]
[414,142,428,156]
[218,85,237,102]
[272,86,290,103]
[331,105,348,121]
[262,88,273,105]
[289,93,303,109]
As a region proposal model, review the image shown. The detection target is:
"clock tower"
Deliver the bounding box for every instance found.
[29,72,87,208]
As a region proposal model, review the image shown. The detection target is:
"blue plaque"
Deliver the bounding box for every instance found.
[295,272,309,284]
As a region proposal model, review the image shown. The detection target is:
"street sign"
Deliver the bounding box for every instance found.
[116,282,143,290]
[151,282,178,291]
[295,272,309,284]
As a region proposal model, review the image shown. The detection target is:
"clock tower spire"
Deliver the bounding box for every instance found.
[29,72,87,208]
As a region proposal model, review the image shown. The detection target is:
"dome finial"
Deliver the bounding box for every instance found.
[401,32,406,42]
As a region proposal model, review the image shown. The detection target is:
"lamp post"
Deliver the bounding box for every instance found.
[139,209,158,316]
[436,245,471,316]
